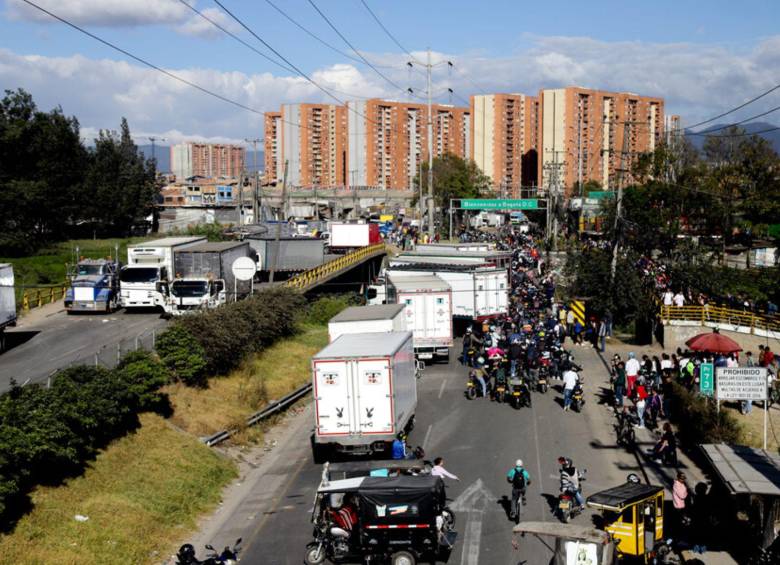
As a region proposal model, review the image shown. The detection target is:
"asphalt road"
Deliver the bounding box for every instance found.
[0,306,168,391]
[219,342,647,565]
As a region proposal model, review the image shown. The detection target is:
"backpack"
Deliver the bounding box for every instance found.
[511,467,526,489]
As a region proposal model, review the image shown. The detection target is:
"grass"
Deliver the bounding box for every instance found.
[0,413,237,565]
[165,324,329,441]
[723,401,780,452]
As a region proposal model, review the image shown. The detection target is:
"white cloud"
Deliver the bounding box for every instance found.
[175,6,240,39]
[4,0,190,27]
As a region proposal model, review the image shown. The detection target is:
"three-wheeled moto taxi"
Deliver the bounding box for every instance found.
[305,475,456,565]
[586,481,665,562]
[512,521,617,565]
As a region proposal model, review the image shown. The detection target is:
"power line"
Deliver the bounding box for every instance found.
[305,0,408,96]
[692,125,780,138]
[684,103,780,136]
[359,0,423,65]
[685,80,780,131]
[263,0,403,71]
[21,0,264,115]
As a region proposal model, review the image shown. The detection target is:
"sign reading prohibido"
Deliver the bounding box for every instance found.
[716,367,768,401]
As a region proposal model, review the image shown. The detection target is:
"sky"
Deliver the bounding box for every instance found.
[1,0,779,147]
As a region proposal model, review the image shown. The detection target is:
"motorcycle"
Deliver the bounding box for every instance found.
[537,369,548,394]
[465,370,488,400]
[509,378,532,409]
[176,539,242,565]
[615,412,636,449]
[493,374,507,403]
[571,381,585,412]
[557,490,583,523]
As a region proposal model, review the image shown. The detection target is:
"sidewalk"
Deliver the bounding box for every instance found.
[593,337,739,565]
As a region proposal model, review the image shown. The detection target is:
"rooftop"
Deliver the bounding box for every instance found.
[329,304,405,323]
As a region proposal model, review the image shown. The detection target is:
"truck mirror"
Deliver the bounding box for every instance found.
[214,280,224,293]
[366,288,377,299]
[156,282,169,296]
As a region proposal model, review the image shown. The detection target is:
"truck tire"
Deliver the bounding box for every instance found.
[390,551,416,565]
[311,437,331,465]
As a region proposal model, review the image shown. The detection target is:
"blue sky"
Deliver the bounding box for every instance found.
[2,0,779,144]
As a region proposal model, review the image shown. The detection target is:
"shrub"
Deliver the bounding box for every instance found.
[155,325,208,387]
[668,382,741,445]
[115,350,171,411]
[304,295,357,325]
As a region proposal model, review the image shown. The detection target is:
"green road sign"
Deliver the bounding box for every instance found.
[700,363,714,397]
[460,199,541,210]
[587,191,616,200]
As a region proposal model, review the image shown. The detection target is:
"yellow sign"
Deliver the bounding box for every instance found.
[569,300,586,325]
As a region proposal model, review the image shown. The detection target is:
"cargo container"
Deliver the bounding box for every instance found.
[0,264,16,349]
[327,304,406,342]
[169,241,252,314]
[416,243,496,253]
[312,331,417,459]
[387,275,453,361]
[120,236,207,310]
[246,236,325,271]
[329,222,381,248]
[400,249,513,270]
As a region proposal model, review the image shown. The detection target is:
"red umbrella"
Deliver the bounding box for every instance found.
[685,330,743,354]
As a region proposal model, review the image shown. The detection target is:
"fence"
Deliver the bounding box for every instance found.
[20,284,68,311]
[660,304,780,339]
[284,243,386,291]
[34,327,159,389]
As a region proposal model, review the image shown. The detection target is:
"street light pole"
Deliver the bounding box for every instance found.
[426,48,434,237]
[245,137,261,224]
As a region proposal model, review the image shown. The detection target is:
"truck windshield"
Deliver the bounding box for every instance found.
[171,281,208,297]
[120,267,159,283]
[77,265,103,276]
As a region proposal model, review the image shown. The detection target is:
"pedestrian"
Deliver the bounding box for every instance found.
[673,291,685,307]
[604,309,613,339]
[598,318,607,352]
[431,457,460,481]
[613,361,626,408]
[625,352,640,398]
[673,472,690,533]
[562,366,579,411]
[635,379,648,428]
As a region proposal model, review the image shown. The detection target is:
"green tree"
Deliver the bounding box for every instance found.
[84,118,158,236]
[114,350,171,411]
[155,325,208,387]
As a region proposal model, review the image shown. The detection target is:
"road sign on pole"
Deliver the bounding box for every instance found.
[699,363,714,397]
[716,367,769,449]
[460,199,541,210]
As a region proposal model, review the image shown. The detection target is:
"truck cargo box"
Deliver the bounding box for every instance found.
[329,222,381,248]
[246,236,325,271]
[0,264,16,332]
[328,304,406,342]
[173,240,252,292]
[312,331,416,455]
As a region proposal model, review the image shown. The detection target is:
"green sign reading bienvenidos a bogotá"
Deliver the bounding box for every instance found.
[460,199,541,210]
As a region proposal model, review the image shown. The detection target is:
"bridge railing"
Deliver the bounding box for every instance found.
[284,243,386,291]
[660,304,780,338]
[20,285,68,311]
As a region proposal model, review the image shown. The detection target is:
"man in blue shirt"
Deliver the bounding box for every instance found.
[506,459,531,520]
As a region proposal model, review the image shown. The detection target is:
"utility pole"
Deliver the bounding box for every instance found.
[269,159,288,284]
[245,137,261,224]
[426,48,435,236]
[610,120,632,283]
[237,171,244,226]
[542,150,565,250]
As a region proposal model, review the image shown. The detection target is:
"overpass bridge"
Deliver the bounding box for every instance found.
[283,243,387,294]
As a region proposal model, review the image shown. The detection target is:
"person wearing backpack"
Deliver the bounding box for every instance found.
[506,459,531,520]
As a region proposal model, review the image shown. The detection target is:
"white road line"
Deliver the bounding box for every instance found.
[438,379,446,399]
[460,513,482,565]
[422,424,433,450]
[530,397,546,521]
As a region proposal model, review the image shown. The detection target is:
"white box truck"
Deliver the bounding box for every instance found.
[311,331,417,460]
[0,264,16,350]
[119,236,206,310]
[327,304,406,342]
[387,274,453,362]
[386,266,509,321]
[328,222,380,249]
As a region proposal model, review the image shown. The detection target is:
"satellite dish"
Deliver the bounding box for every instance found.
[231,256,257,281]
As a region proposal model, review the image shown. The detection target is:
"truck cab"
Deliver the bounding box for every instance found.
[65,258,120,313]
[168,278,226,315]
[119,265,169,310]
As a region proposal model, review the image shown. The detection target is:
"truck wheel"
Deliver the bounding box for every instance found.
[390,551,416,565]
[311,438,331,465]
[304,543,326,565]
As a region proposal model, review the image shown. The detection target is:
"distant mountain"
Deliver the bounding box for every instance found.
[136,145,264,175]
[685,121,780,154]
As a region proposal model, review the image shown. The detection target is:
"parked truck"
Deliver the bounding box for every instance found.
[65,257,121,313]
[311,331,417,460]
[387,274,453,362]
[0,264,16,350]
[246,235,325,273]
[168,241,252,315]
[327,304,406,342]
[119,236,206,311]
[328,222,381,250]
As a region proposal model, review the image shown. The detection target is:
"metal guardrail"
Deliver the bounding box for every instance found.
[284,243,386,291]
[203,383,313,447]
[660,304,780,334]
[20,285,68,311]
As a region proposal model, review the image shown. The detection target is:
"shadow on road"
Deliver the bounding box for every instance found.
[0,330,40,354]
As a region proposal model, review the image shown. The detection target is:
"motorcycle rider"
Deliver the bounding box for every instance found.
[506,459,531,519]
[562,366,580,411]
[558,456,585,509]
[473,357,489,398]
[391,433,416,460]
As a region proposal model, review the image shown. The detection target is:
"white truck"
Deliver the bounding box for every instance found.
[311,331,417,460]
[385,265,509,322]
[387,274,453,362]
[416,242,496,252]
[327,304,406,342]
[328,222,381,249]
[0,264,16,350]
[119,236,206,311]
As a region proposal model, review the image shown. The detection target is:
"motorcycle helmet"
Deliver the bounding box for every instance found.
[177,544,197,563]
[477,356,485,365]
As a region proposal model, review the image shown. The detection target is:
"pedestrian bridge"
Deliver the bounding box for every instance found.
[660,304,780,341]
[284,243,387,293]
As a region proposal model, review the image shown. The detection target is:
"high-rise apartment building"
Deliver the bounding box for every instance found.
[538,87,664,195]
[170,142,246,180]
[263,104,347,188]
[346,99,470,190]
[470,93,539,195]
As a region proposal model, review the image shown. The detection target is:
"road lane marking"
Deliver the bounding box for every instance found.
[530,394,546,521]
[438,380,446,399]
[451,479,495,565]
[422,424,433,450]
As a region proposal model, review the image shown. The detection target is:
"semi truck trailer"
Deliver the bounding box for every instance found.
[327,304,406,342]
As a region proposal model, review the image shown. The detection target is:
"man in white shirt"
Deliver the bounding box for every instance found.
[431,457,459,481]
[625,352,641,397]
[562,368,579,411]
[663,290,674,306]
[673,292,685,307]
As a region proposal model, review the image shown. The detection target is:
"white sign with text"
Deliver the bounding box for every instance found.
[716,367,768,401]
